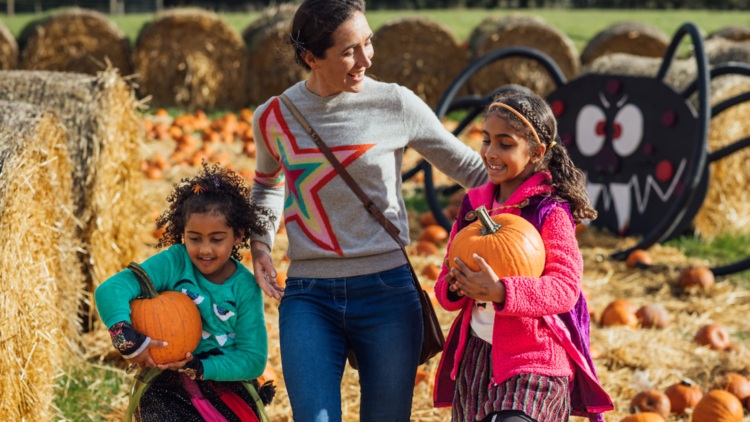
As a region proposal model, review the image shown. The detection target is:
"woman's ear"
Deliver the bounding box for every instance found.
[303,50,318,70]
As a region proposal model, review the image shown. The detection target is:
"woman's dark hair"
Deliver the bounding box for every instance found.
[156,162,275,261]
[289,0,366,70]
[487,90,597,225]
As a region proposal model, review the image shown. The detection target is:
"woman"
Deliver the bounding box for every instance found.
[249,0,487,420]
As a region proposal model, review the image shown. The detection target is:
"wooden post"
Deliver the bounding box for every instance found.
[7,0,14,17]
[156,0,164,12]
[110,0,117,14]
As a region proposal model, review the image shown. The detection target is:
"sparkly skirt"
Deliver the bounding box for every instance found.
[135,370,261,422]
[452,335,571,422]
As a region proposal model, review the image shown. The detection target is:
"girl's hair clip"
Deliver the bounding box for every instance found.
[290,30,306,53]
[192,184,206,195]
[211,175,220,188]
[549,141,557,149]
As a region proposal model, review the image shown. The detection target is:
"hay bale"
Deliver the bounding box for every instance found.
[368,17,468,110]
[581,53,697,93]
[135,8,249,110]
[693,76,750,238]
[466,15,579,97]
[709,25,750,42]
[242,3,299,51]
[245,19,308,106]
[18,8,132,75]
[0,69,149,327]
[0,19,18,70]
[704,37,750,65]
[581,22,669,66]
[0,101,84,421]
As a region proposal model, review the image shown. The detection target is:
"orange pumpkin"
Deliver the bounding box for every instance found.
[258,365,277,386]
[415,367,431,386]
[679,267,715,289]
[627,249,653,267]
[276,271,287,289]
[414,240,439,257]
[447,206,545,276]
[145,167,163,181]
[630,390,670,418]
[128,263,202,365]
[575,223,586,238]
[601,300,638,328]
[665,379,703,415]
[419,212,437,227]
[444,204,460,220]
[420,225,449,245]
[619,413,665,422]
[421,264,441,281]
[636,304,670,329]
[692,390,744,421]
[422,285,438,306]
[714,373,750,403]
[695,324,731,351]
[590,345,601,359]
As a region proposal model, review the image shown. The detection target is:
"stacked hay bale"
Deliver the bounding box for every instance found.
[581,22,669,66]
[467,15,579,97]
[0,69,149,328]
[244,9,307,106]
[368,17,468,110]
[135,8,249,110]
[693,76,750,238]
[708,25,750,42]
[704,37,750,65]
[242,3,298,48]
[0,19,18,70]
[18,8,132,75]
[0,102,83,421]
[581,53,697,92]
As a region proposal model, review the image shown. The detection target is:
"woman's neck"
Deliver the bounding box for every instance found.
[305,72,343,97]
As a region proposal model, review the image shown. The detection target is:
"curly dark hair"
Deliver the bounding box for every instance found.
[155,162,276,261]
[487,90,598,225]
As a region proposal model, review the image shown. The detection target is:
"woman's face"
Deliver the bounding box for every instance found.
[308,11,373,95]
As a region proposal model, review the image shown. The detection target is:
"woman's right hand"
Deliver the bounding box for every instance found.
[126,339,168,370]
[251,240,284,300]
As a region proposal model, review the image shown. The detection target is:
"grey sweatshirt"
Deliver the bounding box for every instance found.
[250,78,488,278]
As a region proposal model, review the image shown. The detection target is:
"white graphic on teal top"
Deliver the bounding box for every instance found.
[181,289,205,305]
[213,304,235,321]
[201,330,211,340]
[215,334,228,346]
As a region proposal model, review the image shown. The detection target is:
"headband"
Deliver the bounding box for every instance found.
[489,102,541,146]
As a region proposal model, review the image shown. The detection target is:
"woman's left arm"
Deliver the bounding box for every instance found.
[494,207,582,317]
[399,87,488,189]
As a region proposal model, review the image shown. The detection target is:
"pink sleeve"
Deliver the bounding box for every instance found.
[435,216,469,312]
[494,207,582,317]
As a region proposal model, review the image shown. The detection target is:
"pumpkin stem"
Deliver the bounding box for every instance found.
[681,378,697,387]
[475,206,501,236]
[128,262,159,300]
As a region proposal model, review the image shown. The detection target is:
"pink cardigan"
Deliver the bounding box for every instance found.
[434,173,583,394]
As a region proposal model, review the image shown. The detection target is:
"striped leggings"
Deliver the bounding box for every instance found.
[452,336,571,422]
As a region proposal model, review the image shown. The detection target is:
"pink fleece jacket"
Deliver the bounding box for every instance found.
[434,172,582,389]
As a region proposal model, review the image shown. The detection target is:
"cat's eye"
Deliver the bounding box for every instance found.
[576,105,606,157]
[612,104,644,157]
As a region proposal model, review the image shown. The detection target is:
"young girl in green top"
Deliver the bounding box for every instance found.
[95,163,276,422]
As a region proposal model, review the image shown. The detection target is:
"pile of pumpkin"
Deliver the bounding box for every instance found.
[620,374,748,421]
[140,108,257,181]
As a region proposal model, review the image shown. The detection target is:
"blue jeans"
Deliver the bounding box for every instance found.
[279,264,423,422]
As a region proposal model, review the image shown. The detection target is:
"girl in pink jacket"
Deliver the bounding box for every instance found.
[433,91,613,422]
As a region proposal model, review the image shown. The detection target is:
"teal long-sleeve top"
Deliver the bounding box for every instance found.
[95,244,267,382]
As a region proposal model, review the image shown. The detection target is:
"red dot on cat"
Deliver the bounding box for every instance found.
[656,160,674,182]
[551,100,565,117]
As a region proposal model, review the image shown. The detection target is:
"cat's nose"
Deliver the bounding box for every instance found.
[592,145,619,175]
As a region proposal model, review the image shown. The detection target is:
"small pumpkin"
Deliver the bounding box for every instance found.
[414,240,439,257]
[447,206,545,277]
[636,304,670,329]
[444,204,460,220]
[713,373,750,403]
[692,390,743,422]
[679,267,715,289]
[276,271,287,289]
[590,345,601,359]
[601,300,638,328]
[415,367,431,386]
[128,262,203,365]
[575,223,586,238]
[258,365,277,386]
[420,225,449,244]
[695,323,731,351]
[145,166,163,180]
[419,212,437,227]
[627,249,653,268]
[619,413,665,422]
[422,285,438,306]
[421,264,441,281]
[665,379,703,415]
[630,390,670,418]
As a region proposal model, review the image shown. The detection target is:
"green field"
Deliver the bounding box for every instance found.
[2,9,750,52]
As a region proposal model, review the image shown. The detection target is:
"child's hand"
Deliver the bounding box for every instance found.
[450,254,506,304]
[251,240,284,300]
[157,352,194,371]
[445,271,467,297]
[126,339,168,370]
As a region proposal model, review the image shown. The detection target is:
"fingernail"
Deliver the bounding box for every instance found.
[271,271,277,277]
[454,258,459,262]
[163,342,168,346]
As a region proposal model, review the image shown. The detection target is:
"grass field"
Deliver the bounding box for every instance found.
[2,9,750,52]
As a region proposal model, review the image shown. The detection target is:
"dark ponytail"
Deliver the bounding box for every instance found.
[488,91,597,224]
